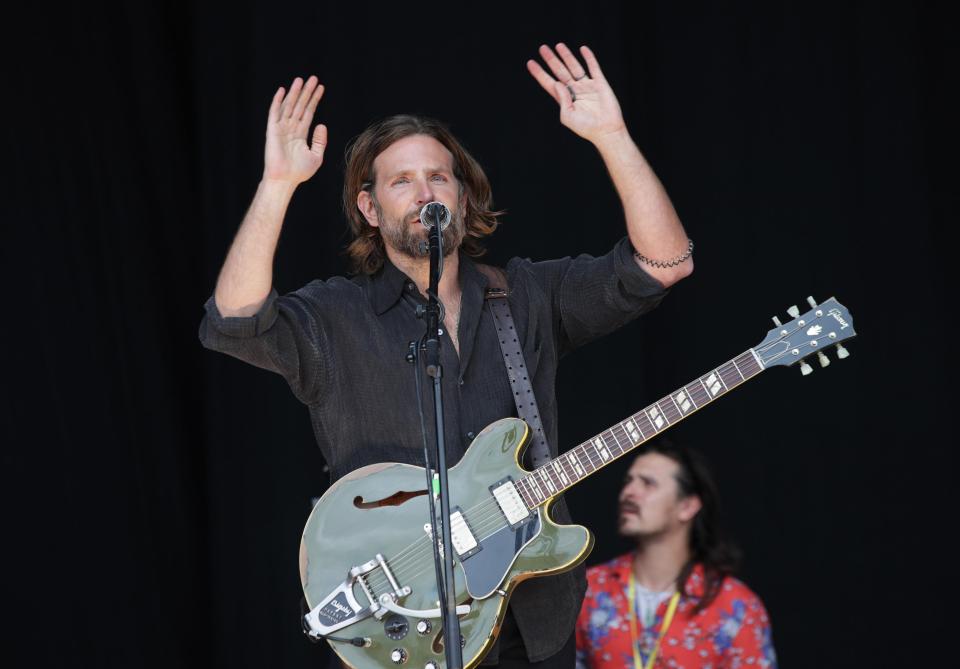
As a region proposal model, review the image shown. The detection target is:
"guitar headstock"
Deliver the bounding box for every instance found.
[754,296,856,373]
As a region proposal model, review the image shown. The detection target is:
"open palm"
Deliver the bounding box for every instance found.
[527,44,626,144]
[263,76,327,184]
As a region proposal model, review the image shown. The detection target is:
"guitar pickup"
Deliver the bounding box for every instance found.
[490,477,532,529]
[423,507,481,560]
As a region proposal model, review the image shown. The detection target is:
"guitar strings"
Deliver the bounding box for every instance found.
[354,341,822,595]
[359,356,759,593]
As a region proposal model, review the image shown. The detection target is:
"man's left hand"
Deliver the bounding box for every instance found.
[527,43,627,144]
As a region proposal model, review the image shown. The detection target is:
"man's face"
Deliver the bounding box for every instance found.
[359,134,466,259]
[617,452,699,540]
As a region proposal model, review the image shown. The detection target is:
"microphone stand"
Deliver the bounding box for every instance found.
[419,208,463,669]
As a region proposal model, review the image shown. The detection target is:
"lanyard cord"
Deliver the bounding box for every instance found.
[628,572,681,669]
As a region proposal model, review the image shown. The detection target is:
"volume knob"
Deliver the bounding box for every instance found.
[416,620,432,635]
[390,648,408,665]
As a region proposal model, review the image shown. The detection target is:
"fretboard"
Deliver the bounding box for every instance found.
[513,349,764,507]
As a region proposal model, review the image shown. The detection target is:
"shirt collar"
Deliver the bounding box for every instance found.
[365,252,489,316]
[612,553,708,600]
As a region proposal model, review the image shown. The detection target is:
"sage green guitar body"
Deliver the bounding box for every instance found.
[300,418,593,669]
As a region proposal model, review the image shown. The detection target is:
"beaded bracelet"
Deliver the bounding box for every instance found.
[633,239,694,268]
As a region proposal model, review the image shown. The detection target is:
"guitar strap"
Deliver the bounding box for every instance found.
[476,265,552,469]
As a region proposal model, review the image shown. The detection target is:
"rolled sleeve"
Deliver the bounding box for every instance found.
[198,287,328,404]
[201,290,280,339]
[520,237,669,353]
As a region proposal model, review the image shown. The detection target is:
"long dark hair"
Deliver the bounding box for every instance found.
[645,438,741,612]
[342,115,502,275]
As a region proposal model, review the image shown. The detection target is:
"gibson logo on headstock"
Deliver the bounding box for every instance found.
[828,308,850,330]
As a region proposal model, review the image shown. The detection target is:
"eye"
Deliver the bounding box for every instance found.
[431,174,448,183]
[392,177,410,186]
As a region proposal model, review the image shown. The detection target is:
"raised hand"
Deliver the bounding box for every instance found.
[263,76,327,184]
[527,44,626,144]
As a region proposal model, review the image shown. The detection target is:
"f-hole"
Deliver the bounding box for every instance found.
[353,490,428,509]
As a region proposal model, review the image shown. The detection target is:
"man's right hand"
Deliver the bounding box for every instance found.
[263,76,327,184]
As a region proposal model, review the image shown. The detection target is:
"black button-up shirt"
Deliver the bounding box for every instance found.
[199,237,667,661]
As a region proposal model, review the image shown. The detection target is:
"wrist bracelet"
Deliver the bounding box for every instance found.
[633,239,694,268]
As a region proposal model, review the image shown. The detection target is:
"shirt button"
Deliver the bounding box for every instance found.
[466,431,476,440]
[406,282,416,291]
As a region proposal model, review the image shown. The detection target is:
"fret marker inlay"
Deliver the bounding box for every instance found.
[593,437,610,460]
[705,373,723,396]
[648,406,665,429]
[674,391,692,413]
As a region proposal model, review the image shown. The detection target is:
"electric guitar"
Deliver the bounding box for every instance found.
[299,296,856,669]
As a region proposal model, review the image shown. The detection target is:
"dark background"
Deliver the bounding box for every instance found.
[3,1,954,667]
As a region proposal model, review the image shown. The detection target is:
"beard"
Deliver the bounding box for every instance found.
[374,198,466,260]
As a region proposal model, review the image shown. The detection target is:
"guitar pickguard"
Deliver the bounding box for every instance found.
[460,511,541,599]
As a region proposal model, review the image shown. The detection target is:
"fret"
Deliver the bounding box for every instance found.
[646,404,667,431]
[683,383,702,409]
[749,348,764,370]
[658,399,681,423]
[552,461,569,487]
[623,419,643,444]
[702,371,725,397]
[592,436,611,462]
[635,411,656,438]
[558,455,578,483]
[529,473,546,502]
[730,358,745,381]
[607,428,626,454]
[567,451,585,478]
[538,468,557,495]
[718,363,740,389]
[739,351,762,377]
[673,388,695,413]
[576,445,597,471]
[518,480,536,508]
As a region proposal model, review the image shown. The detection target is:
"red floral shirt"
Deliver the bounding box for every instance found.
[576,554,777,669]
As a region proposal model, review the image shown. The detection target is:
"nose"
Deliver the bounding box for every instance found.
[415,178,436,205]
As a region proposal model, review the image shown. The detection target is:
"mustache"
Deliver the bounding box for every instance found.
[619,502,639,515]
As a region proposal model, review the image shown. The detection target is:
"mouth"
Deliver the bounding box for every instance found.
[619,504,639,517]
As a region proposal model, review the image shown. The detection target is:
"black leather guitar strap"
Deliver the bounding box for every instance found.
[476,265,551,469]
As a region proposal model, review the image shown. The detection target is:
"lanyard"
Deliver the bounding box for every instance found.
[628,572,681,669]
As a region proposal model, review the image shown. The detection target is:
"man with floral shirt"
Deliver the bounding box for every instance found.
[576,440,777,669]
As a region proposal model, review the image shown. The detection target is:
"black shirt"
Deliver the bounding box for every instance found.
[198,236,667,661]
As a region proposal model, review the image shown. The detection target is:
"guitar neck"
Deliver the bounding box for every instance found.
[513,349,765,507]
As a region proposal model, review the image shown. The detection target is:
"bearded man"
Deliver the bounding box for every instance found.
[200,43,693,669]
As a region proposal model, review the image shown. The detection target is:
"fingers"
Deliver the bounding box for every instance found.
[526,59,561,103]
[579,45,606,82]
[292,75,320,122]
[537,43,575,83]
[310,123,328,161]
[555,43,588,81]
[269,86,285,123]
[279,77,304,119]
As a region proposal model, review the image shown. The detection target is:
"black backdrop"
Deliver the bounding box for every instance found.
[4,1,954,667]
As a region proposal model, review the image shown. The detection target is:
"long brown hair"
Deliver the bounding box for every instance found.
[342,115,502,275]
[645,438,742,613]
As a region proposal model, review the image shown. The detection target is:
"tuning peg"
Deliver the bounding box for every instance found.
[806,296,818,308]
[836,344,850,359]
[787,305,800,318]
[771,316,782,326]
[800,360,813,376]
[817,351,831,368]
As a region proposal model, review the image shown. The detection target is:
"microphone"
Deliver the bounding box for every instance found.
[419,201,451,231]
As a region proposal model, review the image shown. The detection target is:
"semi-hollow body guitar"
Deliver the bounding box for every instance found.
[300,297,856,669]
